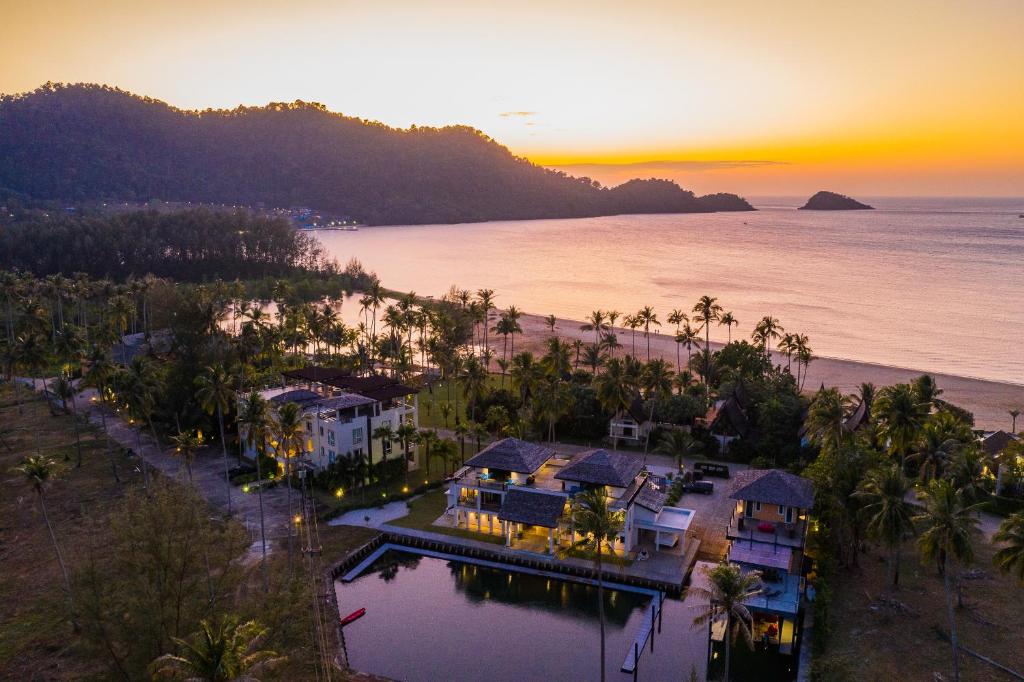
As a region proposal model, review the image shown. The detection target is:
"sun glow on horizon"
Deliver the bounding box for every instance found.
[2,0,1022,195]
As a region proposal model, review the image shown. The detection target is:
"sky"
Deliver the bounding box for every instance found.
[2,0,1022,196]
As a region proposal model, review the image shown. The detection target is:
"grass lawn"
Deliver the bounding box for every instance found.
[388,490,505,546]
[416,373,506,430]
[821,537,1024,681]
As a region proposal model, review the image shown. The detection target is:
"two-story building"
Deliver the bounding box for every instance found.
[245,366,419,472]
[719,468,815,675]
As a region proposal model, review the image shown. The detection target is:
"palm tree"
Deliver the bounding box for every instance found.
[751,316,783,364]
[692,295,722,356]
[238,391,271,587]
[874,383,929,472]
[856,465,916,587]
[636,306,661,361]
[14,455,76,628]
[274,401,306,569]
[418,428,439,476]
[1010,409,1021,433]
[535,375,572,442]
[993,512,1024,582]
[655,429,704,470]
[396,422,419,479]
[148,616,283,681]
[196,365,235,513]
[461,355,488,421]
[544,314,558,335]
[505,306,523,357]
[82,344,119,483]
[476,289,495,365]
[718,312,737,343]
[594,358,633,439]
[170,430,204,483]
[676,323,701,371]
[571,489,624,682]
[691,561,763,682]
[915,479,980,682]
[804,387,848,452]
[120,357,161,493]
[52,375,82,465]
[372,423,397,494]
[580,310,607,347]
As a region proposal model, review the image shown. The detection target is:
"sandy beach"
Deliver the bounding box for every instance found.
[506,313,1023,432]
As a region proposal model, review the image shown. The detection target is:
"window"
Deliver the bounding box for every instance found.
[328,431,336,446]
[306,421,312,433]
[319,426,324,436]
[779,505,785,516]
[755,502,762,512]
[354,447,364,457]
[320,447,325,456]
[352,427,363,444]
[382,438,392,455]
[328,450,336,464]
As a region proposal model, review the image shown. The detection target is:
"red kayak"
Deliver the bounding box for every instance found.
[340,608,366,627]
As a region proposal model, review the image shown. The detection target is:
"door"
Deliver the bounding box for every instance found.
[786,507,794,523]
[745,500,754,517]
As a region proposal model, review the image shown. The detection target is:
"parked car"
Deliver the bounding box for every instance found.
[694,462,730,479]
[687,480,714,495]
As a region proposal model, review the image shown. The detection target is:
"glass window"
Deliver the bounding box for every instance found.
[328,431,336,446]
[352,427,363,444]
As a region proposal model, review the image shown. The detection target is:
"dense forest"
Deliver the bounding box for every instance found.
[0,208,340,280]
[0,83,753,225]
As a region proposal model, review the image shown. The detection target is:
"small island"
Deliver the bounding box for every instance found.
[799,191,873,210]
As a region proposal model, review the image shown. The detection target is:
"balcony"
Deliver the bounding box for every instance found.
[745,571,803,615]
[727,515,807,550]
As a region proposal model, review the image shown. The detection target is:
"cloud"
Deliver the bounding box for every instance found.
[499,111,538,118]
[553,159,788,172]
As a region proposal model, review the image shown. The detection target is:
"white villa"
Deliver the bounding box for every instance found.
[243,366,419,472]
[446,438,695,558]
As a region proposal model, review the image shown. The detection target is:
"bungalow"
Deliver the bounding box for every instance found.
[555,448,694,554]
[608,396,652,445]
[981,430,1022,495]
[719,469,814,670]
[698,382,754,454]
[244,366,419,472]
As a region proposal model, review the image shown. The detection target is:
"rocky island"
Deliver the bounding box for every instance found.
[799,191,873,210]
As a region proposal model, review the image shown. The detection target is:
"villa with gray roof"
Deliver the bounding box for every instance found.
[243,367,419,473]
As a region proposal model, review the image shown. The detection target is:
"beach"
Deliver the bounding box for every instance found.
[508,312,1023,432]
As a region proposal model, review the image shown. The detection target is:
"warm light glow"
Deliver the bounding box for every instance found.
[0,1,1020,195]
[293,514,302,524]
[402,486,409,493]
[335,488,344,498]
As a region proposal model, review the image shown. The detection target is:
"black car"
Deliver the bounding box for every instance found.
[687,480,714,495]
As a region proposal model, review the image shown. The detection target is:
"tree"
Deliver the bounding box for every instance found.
[915,479,980,682]
[52,374,83,465]
[544,314,557,334]
[372,423,396,494]
[82,344,120,483]
[691,561,762,682]
[580,310,607,347]
[571,489,624,682]
[237,391,271,588]
[594,358,633,436]
[655,429,704,470]
[149,616,283,681]
[534,375,572,442]
[461,355,488,421]
[855,465,916,588]
[396,422,419,480]
[274,401,306,570]
[195,365,235,513]
[636,306,661,361]
[1010,409,1020,433]
[14,455,76,628]
[119,357,162,493]
[718,312,737,343]
[993,512,1024,582]
[751,315,783,364]
[874,383,928,472]
[805,387,848,453]
[170,430,204,483]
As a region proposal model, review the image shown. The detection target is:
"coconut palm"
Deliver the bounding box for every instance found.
[195,364,235,513]
[805,387,849,452]
[476,289,495,363]
[583,344,606,375]
[751,316,783,363]
[580,310,607,347]
[691,561,763,682]
[170,429,204,483]
[237,391,272,586]
[571,488,624,682]
[418,428,439,476]
[148,616,283,681]
[120,357,161,492]
[51,375,82,465]
[915,479,980,682]
[993,512,1024,582]
[14,455,76,627]
[82,344,120,483]
[504,306,523,357]
[372,422,397,493]
[635,306,661,361]
[1010,409,1021,434]
[675,323,701,370]
[874,383,929,472]
[461,355,489,420]
[274,401,306,568]
[594,358,633,420]
[396,421,419,478]
[856,464,916,587]
[718,312,737,343]
[692,295,722,357]
[667,309,688,372]
[655,429,704,469]
[534,375,572,442]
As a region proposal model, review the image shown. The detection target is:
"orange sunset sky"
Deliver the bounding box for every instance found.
[2,0,1022,196]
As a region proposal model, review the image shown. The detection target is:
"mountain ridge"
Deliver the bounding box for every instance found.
[0,83,753,225]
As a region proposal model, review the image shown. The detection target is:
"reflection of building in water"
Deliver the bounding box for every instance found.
[446,560,644,627]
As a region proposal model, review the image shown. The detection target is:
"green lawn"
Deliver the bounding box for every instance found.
[388,490,506,545]
[416,373,507,430]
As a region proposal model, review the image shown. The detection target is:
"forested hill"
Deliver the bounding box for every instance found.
[0,83,753,225]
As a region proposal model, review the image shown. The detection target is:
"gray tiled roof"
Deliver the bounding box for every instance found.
[498,488,566,528]
[269,389,322,407]
[555,449,643,488]
[729,469,814,509]
[634,479,668,513]
[465,438,553,474]
[981,431,1016,457]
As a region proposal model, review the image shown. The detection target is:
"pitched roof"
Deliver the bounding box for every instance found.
[281,366,348,383]
[498,489,566,528]
[981,430,1017,457]
[464,438,553,474]
[634,479,668,513]
[555,449,643,488]
[842,400,869,432]
[712,396,751,438]
[729,469,814,509]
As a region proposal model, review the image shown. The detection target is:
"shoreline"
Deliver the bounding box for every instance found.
[507,312,1023,432]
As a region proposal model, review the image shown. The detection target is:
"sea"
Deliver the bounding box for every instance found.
[312,197,1024,386]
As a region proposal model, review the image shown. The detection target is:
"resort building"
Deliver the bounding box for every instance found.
[243,366,419,472]
[718,469,814,676]
[446,440,696,559]
[608,396,652,445]
[698,382,755,454]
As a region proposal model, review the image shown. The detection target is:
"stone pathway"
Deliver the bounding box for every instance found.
[327,498,418,528]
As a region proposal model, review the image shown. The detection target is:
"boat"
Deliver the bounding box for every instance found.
[340,608,366,626]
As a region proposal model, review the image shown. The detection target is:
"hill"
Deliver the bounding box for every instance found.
[0,83,753,225]
[799,191,873,210]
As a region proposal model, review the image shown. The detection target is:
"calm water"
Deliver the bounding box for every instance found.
[316,197,1024,385]
[336,551,700,681]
